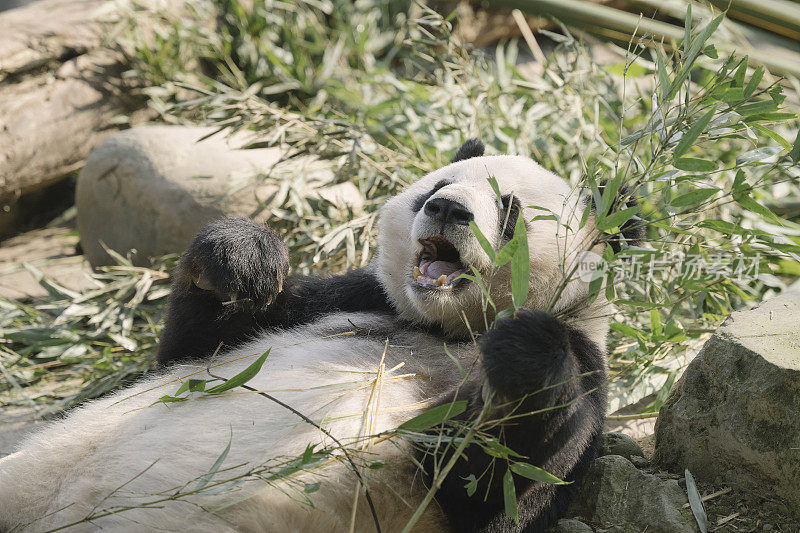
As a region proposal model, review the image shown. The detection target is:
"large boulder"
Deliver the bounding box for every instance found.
[654,292,800,510]
[567,455,697,532]
[76,126,360,266]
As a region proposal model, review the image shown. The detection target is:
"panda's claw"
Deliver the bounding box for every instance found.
[180,217,290,309]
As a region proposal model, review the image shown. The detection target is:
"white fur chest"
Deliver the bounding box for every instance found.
[0,313,452,532]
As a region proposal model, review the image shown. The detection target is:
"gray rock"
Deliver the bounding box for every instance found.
[550,518,594,532]
[654,292,800,510]
[569,455,697,532]
[601,432,644,460]
[76,126,359,266]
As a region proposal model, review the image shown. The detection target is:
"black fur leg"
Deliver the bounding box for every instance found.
[181,217,289,308]
[426,310,607,532]
[157,217,289,365]
[480,310,572,402]
[157,217,395,365]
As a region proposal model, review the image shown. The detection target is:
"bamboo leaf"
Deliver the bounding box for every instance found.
[195,430,233,491]
[598,206,639,231]
[206,349,271,394]
[509,461,570,485]
[511,214,530,310]
[673,107,716,157]
[788,129,800,163]
[398,400,467,432]
[670,188,719,207]
[469,221,496,261]
[650,309,662,338]
[667,13,724,100]
[503,468,519,524]
[674,157,717,172]
[463,474,478,497]
[685,469,708,533]
[743,65,764,98]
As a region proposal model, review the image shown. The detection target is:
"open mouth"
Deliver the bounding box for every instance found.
[412,235,467,290]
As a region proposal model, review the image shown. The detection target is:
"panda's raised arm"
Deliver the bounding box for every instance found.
[156,217,393,365]
[426,310,607,531]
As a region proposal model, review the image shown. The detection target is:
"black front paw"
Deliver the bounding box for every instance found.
[181,217,289,309]
[478,309,570,399]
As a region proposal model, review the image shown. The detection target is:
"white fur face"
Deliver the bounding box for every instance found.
[376,155,606,337]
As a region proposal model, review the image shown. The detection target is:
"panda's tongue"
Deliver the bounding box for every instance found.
[424,261,461,278]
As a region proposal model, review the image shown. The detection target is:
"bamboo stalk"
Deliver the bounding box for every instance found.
[488,0,800,78]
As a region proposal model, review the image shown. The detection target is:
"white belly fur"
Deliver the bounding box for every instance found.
[0,313,448,532]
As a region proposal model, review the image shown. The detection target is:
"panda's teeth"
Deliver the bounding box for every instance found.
[436,275,447,286]
[413,266,422,280]
[445,270,463,285]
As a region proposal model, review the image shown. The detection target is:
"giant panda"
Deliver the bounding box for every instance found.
[0,140,639,532]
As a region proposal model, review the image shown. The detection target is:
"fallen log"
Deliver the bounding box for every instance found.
[0,0,146,236]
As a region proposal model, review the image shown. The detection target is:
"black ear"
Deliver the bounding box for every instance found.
[451,139,485,163]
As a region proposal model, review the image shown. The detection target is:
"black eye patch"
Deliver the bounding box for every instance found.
[412,180,450,212]
[499,194,522,240]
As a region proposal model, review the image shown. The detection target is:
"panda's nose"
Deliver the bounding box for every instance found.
[424,197,474,226]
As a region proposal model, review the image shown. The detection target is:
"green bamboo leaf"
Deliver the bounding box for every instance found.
[752,124,792,150]
[302,443,316,464]
[606,62,648,77]
[737,100,779,116]
[683,4,692,48]
[743,65,765,98]
[304,482,322,493]
[195,430,232,491]
[673,157,717,172]
[670,188,719,207]
[509,461,570,485]
[650,309,663,338]
[673,107,716,157]
[175,378,210,396]
[443,343,466,379]
[463,474,478,497]
[699,220,742,234]
[667,13,724,100]
[503,468,519,524]
[655,48,671,101]
[469,221,496,261]
[597,206,639,231]
[398,400,467,432]
[599,173,623,217]
[610,322,643,339]
[789,129,800,163]
[487,175,503,209]
[480,439,524,459]
[206,349,271,394]
[152,395,188,406]
[511,214,530,311]
[733,59,747,88]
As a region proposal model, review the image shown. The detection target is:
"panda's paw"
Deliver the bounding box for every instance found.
[181,217,289,309]
[478,309,570,399]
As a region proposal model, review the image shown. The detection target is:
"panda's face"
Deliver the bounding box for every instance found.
[376,154,601,335]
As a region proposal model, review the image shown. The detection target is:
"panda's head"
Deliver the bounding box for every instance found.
[375,140,635,338]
